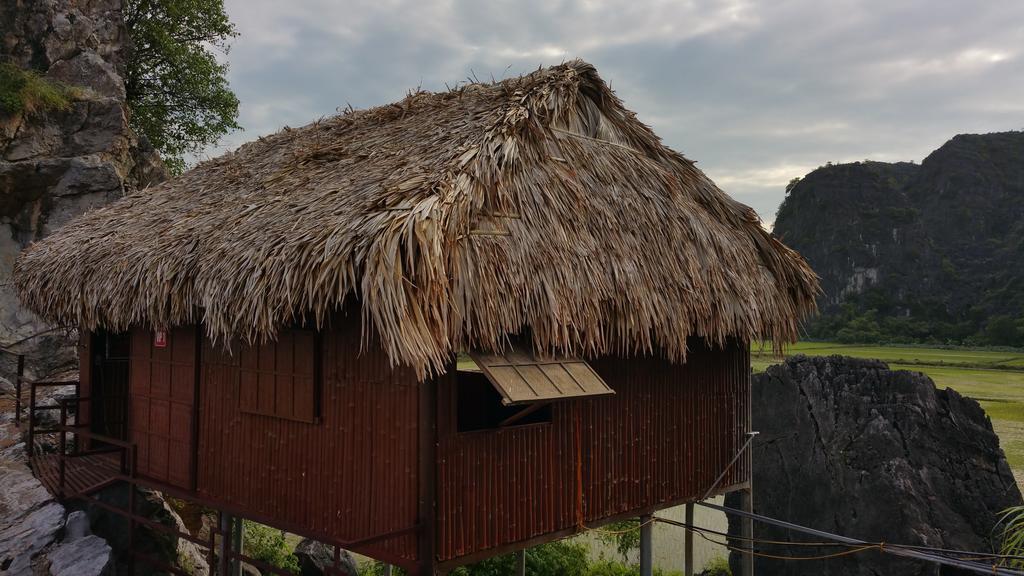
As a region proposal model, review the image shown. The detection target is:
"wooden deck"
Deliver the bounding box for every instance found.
[32,451,123,498]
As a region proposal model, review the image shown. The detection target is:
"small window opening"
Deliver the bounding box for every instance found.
[456,360,552,433]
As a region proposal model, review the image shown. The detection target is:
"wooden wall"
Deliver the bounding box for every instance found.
[114,317,748,571]
[195,318,421,568]
[435,340,750,564]
[130,326,197,489]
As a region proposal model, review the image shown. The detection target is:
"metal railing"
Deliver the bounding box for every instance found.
[41,395,361,575]
[13,348,393,575]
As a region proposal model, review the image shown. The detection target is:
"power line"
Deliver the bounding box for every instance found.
[654,516,1024,563]
[695,501,1024,575]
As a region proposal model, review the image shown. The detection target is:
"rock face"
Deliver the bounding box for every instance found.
[85,484,210,576]
[294,538,359,576]
[773,131,1024,345]
[0,0,164,380]
[0,399,113,575]
[727,356,1024,576]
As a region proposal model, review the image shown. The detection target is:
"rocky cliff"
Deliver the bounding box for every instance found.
[0,0,164,378]
[727,356,1023,575]
[773,132,1024,345]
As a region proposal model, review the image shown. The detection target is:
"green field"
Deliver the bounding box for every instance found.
[752,342,1024,486]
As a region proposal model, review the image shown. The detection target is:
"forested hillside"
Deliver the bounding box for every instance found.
[774,131,1024,346]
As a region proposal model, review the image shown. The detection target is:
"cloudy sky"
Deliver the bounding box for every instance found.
[209,0,1024,224]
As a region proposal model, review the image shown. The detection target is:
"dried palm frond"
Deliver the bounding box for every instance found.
[15,60,818,379]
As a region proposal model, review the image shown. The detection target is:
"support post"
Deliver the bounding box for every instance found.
[515,549,526,576]
[58,402,67,496]
[128,482,136,575]
[231,517,244,576]
[639,515,653,576]
[14,355,24,427]
[218,513,233,576]
[382,564,393,576]
[27,382,36,458]
[738,487,754,576]
[684,503,694,576]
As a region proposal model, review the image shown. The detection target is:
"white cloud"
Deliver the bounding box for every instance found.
[205,0,1024,221]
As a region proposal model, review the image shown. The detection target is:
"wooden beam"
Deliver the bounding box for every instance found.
[499,402,550,427]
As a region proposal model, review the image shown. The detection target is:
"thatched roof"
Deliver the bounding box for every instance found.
[16,60,817,378]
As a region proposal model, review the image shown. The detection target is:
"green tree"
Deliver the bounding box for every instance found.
[596,520,641,562]
[983,316,1023,347]
[124,0,240,174]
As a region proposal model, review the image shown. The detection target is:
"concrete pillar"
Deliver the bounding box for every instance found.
[639,515,653,576]
[739,487,754,576]
[684,503,694,576]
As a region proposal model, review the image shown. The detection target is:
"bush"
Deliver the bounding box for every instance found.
[242,520,300,574]
[448,541,589,576]
[584,560,683,576]
[596,520,640,562]
[0,63,76,116]
[701,556,731,575]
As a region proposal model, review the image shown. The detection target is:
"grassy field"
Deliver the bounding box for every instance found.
[752,342,1024,486]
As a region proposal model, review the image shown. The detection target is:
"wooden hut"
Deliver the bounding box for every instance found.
[15,60,817,574]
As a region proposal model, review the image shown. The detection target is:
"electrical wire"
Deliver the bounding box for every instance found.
[696,501,1024,575]
[655,516,1024,563]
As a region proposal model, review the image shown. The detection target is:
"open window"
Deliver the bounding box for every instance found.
[455,347,613,432]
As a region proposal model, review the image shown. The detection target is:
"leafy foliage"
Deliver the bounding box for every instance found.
[596,520,641,562]
[0,62,77,117]
[450,540,590,576]
[585,561,684,576]
[242,520,300,574]
[124,0,240,174]
[999,506,1024,569]
[700,556,731,575]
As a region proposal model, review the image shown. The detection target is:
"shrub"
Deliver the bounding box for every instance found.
[596,520,641,562]
[449,540,589,576]
[701,555,731,575]
[0,63,76,116]
[242,520,300,574]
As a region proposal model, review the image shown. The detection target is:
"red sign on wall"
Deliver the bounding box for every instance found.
[154,329,168,348]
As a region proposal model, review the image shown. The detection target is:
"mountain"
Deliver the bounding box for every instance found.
[773,131,1024,346]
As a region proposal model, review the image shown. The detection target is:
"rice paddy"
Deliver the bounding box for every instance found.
[752,342,1024,486]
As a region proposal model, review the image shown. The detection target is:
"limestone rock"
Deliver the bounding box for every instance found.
[295,539,358,576]
[45,534,112,576]
[727,355,1024,575]
[0,0,165,382]
[87,484,209,575]
[47,52,125,100]
[63,510,91,541]
[0,462,52,524]
[0,501,65,573]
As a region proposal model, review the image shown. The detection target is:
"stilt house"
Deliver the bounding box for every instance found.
[16,61,817,574]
